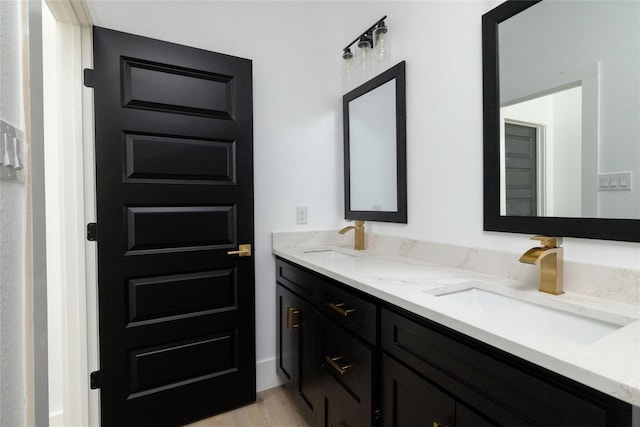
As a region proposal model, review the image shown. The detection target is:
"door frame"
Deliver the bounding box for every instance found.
[503,119,547,216]
[42,1,98,425]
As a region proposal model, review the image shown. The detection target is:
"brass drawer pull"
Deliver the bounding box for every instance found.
[432,422,450,427]
[325,355,353,375]
[286,306,301,332]
[328,302,356,317]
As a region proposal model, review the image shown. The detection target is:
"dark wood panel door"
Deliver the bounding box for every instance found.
[505,122,538,216]
[92,27,254,426]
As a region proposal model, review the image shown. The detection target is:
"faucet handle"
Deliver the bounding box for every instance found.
[530,235,562,248]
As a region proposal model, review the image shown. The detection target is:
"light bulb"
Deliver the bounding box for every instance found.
[355,34,373,82]
[373,21,391,71]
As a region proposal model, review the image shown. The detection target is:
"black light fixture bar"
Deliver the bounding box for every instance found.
[343,15,387,52]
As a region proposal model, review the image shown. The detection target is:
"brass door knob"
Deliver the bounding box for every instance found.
[227,244,251,257]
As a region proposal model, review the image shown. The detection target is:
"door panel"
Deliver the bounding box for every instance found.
[124,133,235,183]
[505,123,538,216]
[127,269,237,324]
[121,57,234,118]
[92,26,254,426]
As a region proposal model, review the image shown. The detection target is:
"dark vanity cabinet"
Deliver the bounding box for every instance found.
[276,258,633,427]
[276,258,378,427]
[380,308,632,427]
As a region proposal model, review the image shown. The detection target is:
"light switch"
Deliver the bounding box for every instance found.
[2,133,11,166]
[4,133,15,168]
[1,119,25,183]
[12,137,23,170]
[619,174,630,188]
[598,172,632,191]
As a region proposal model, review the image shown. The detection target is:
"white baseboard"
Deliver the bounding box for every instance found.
[256,356,285,392]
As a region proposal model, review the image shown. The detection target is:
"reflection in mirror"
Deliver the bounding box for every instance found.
[502,85,584,217]
[344,61,406,223]
[349,79,397,212]
[483,0,640,242]
[498,0,639,219]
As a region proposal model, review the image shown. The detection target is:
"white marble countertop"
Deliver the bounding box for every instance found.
[272,244,640,407]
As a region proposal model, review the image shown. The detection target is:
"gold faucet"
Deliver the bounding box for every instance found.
[339,220,365,250]
[519,236,564,295]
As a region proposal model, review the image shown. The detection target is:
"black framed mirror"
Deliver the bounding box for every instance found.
[482,1,640,242]
[344,61,407,223]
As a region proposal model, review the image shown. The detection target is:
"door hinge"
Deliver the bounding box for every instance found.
[90,371,101,389]
[87,223,97,241]
[374,408,382,422]
[83,69,95,88]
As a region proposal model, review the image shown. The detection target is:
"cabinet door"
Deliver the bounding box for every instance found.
[382,354,454,427]
[277,284,322,420]
[325,390,363,427]
[278,284,299,384]
[456,403,498,427]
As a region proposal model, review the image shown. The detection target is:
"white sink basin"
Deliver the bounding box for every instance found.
[302,249,355,261]
[434,287,630,345]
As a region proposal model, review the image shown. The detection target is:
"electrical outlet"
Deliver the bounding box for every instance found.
[296,207,308,225]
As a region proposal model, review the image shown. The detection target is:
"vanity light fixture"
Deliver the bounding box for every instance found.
[342,16,391,90]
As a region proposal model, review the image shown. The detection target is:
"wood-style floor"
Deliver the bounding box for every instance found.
[186,386,312,427]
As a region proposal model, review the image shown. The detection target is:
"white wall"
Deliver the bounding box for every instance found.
[84,0,640,393]
[0,1,27,425]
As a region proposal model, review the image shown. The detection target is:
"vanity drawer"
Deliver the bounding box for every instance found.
[276,258,324,303]
[381,307,630,427]
[321,317,374,419]
[319,281,377,345]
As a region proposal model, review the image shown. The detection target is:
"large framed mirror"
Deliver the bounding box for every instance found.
[483,0,640,242]
[344,61,407,223]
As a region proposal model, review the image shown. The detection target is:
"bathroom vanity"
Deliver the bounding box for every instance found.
[274,240,638,427]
